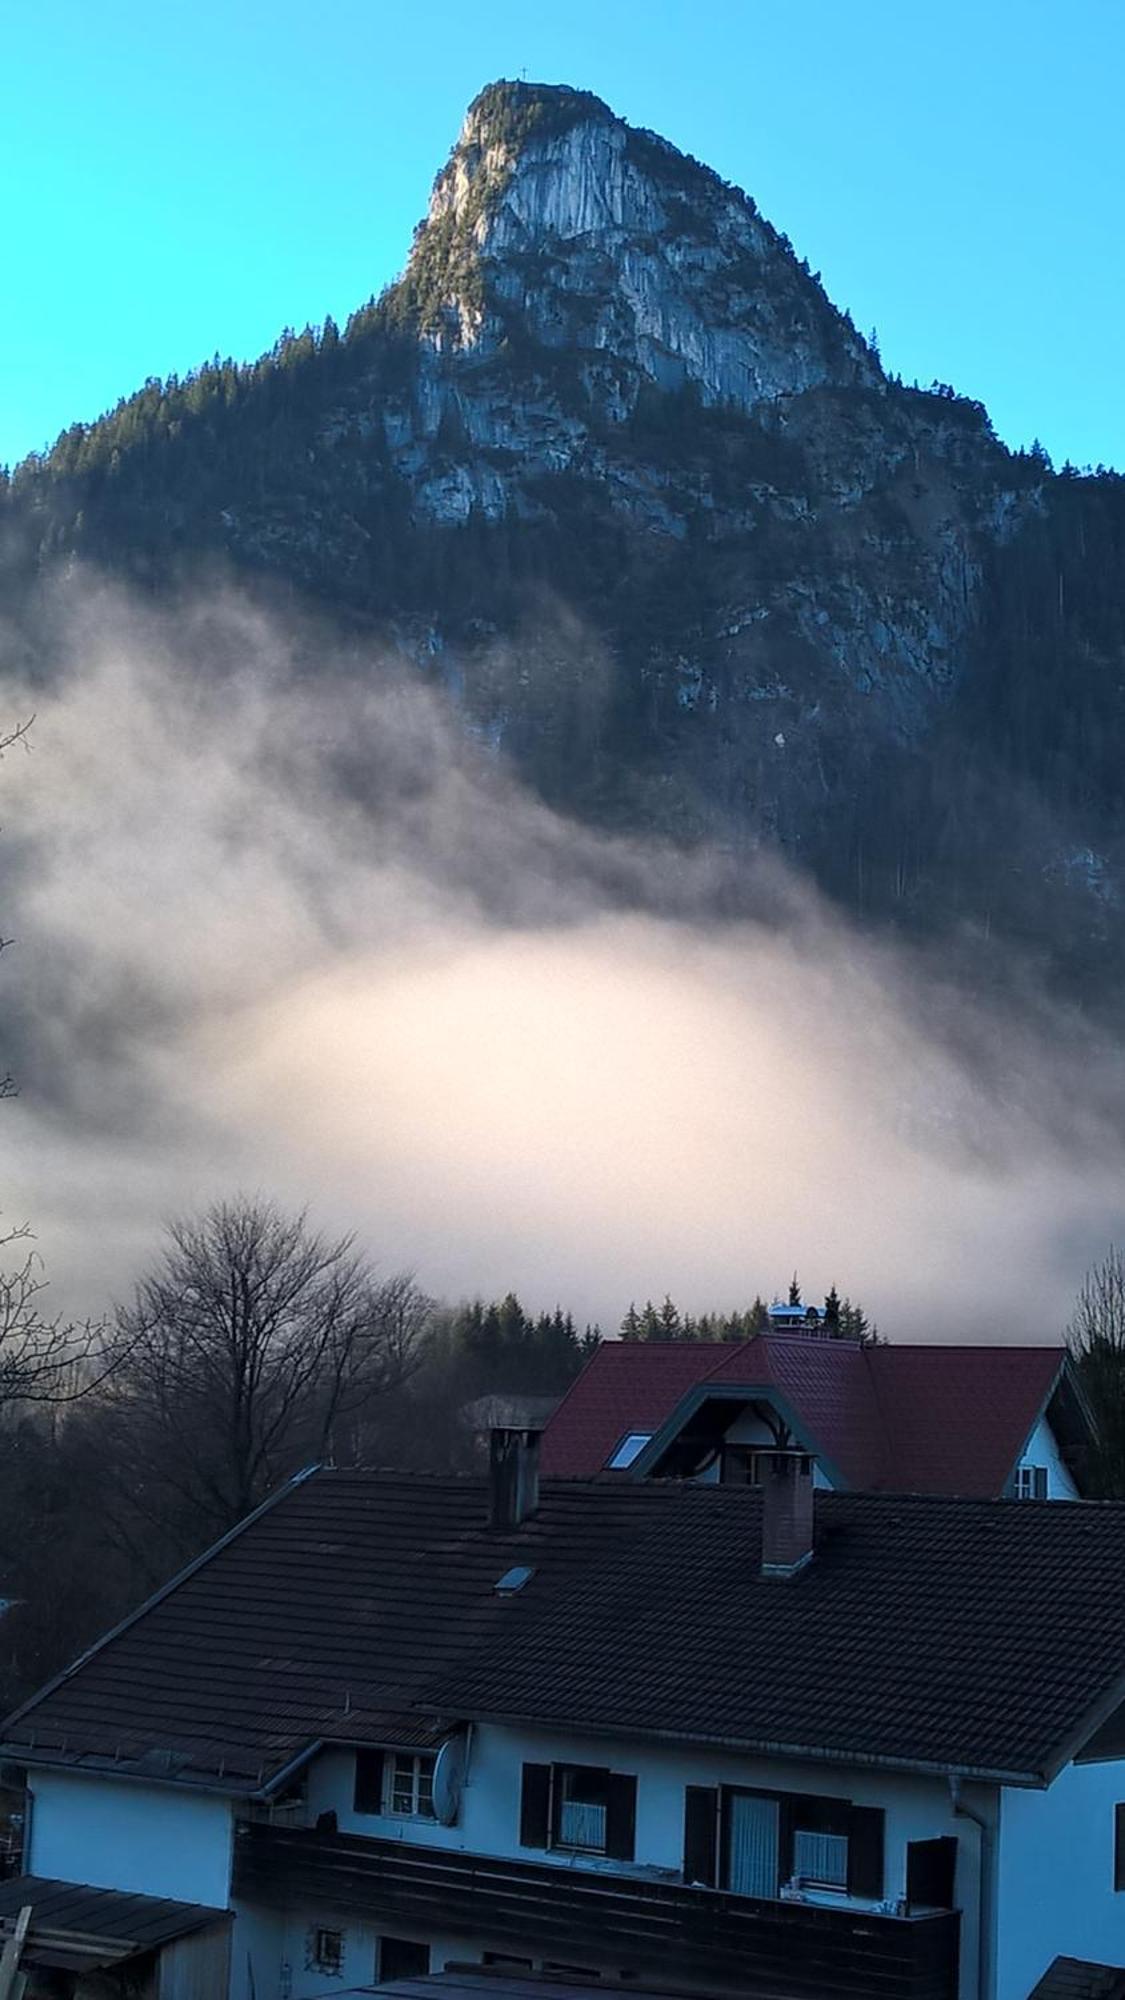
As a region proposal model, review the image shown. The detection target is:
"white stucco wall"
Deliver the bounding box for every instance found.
[1017,1413,1079,1499]
[228,1904,480,2000]
[995,1760,1125,2000]
[306,1727,979,2000]
[28,1771,233,1907]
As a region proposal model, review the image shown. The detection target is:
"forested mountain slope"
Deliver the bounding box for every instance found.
[4,80,1125,993]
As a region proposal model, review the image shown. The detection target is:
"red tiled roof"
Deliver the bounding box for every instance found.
[539,1341,726,1477]
[872,1344,1064,1498]
[541,1335,1071,1498]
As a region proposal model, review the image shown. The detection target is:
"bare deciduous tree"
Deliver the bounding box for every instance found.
[0,1225,102,1406]
[1066,1244,1125,1496]
[105,1196,430,1554]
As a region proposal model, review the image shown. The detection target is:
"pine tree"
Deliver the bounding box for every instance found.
[823,1284,841,1334]
[788,1273,802,1307]
[620,1303,642,1342]
[838,1297,870,1342]
[658,1294,682,1339]
[639,1300,661,1340]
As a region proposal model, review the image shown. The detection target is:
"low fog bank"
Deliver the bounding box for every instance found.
[3,579,1122,1338]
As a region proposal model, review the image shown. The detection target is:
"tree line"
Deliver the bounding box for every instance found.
[0,1192,884,1709]
[618,1277,873,1342]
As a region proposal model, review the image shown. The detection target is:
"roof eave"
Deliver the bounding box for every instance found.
[1038,1657,1125,1784]
[423,1704,1043,1787]
[3,1749,262,1799]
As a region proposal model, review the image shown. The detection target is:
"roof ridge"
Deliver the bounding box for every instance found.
[701,1334,760,1382]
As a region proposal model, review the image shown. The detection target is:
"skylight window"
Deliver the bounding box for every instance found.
[607,1432,652,1470]
[496,1564,536,1595]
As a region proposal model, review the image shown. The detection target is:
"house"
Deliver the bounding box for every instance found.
[540,1334,1093,1497]
[3,1435,1125,2000]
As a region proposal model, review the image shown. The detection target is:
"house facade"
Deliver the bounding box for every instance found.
[3,1441,1125,2000]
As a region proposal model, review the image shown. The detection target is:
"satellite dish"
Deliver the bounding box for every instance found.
[432,1732,468,1826]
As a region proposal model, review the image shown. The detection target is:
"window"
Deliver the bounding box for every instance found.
[1115,1803,1125,1890]
[793,1828,849,1889]
[607,1432,652,1470]
[519,1762,637,1861]
[385,1752,435,1819]
[557,1765,609,1851]
[308,1927,345,1976]
[1016,1464,1048,1500]
[353,1748,436,1818]
[378,1936,430,1982]
[684,1786,883,1902]
[720,1446,768,1487]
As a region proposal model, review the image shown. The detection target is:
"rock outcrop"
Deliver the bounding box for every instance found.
[5,80,1124,987]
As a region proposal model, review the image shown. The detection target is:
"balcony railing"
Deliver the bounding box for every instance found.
[233,1822,959,2000]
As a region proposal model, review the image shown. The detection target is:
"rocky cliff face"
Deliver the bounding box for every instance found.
[414,84,877,410]
[6,81,1125,991]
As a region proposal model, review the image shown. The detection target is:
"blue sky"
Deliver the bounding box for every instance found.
[3,0,1122,470]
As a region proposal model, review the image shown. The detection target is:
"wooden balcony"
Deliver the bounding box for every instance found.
[233,1822,959,2000]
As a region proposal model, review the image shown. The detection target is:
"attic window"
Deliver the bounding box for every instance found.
[1016,1465,1048,1500]
[607,1431,652,1470]
[496,1564,535,1595]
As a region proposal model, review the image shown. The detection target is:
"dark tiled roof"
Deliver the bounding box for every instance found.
[0,1473,530,1789]
[541,1336,1075,1496]
[0,1873,227,1971]
[4,1474,1125,1791]
[1028,1958,1125,2000]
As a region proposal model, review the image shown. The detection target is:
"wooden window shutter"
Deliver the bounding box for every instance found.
[519,1763,552,1849]
[353,1748,384,1815]
[847,1805,885,1898]
[1034,1466,1048,1499]
[683,1785,719,1887]
[605,1772,637,1860]
[1115,1803,1125,1890]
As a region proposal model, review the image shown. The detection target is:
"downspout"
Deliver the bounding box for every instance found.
[949,1776,995,2000]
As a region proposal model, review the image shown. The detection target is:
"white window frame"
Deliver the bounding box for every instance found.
[553,1765,609,1853]
[607,1432,652,1470]
[382,1750,436,1819]
[1016,1464,1048,1500]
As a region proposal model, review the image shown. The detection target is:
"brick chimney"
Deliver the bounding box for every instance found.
[488,1427,542,1529]
[760,1451,815,1577]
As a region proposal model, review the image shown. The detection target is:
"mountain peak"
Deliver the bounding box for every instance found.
[392,80,878,412]
[463,78,616,148]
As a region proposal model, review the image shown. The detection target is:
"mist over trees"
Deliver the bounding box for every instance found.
[0,1178,893,1709]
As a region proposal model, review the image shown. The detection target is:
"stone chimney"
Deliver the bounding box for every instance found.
[760,1451,815,1577]
[488,1427,542,1530]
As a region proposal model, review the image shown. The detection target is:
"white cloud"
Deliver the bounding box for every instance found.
[3,580,1121,1336]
